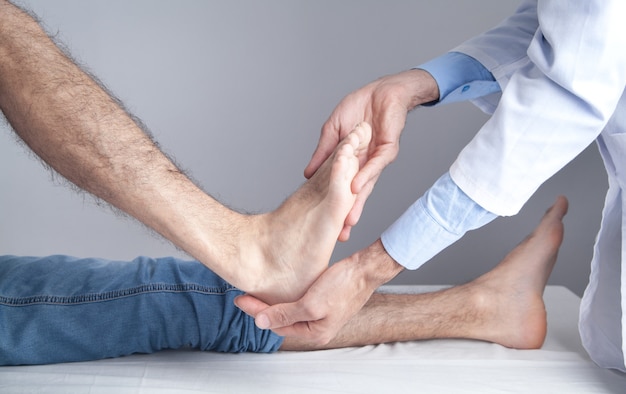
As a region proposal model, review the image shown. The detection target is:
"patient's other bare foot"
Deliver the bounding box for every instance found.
[240,123,371,304]
[460,196,568,348]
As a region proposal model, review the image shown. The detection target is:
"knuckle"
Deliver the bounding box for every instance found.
[273,309,293,327]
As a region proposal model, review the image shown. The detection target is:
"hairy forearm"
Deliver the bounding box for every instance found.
[357,239,405,290]
[0,1,241,270]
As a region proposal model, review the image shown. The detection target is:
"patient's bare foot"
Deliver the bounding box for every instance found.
[460,196,568,348]
[239,123,371,304]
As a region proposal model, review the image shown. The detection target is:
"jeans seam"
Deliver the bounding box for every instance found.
[0,283,240,306]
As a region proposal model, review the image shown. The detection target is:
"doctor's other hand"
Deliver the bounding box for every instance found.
[234,239,404,345]
[305,69,439,241]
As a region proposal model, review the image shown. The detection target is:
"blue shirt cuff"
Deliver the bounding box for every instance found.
[381,172,497,270]
[417,52,500,106]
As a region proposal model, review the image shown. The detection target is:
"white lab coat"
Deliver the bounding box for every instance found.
[448,0,626,371]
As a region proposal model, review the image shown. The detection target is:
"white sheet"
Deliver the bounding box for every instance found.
[1,286,625,393]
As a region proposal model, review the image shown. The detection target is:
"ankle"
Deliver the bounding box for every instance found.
[467,282,547,349]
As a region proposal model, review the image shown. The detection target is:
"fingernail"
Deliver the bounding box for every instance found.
[256,314,270,329]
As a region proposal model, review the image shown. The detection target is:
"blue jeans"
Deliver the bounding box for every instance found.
[0,255,283,365]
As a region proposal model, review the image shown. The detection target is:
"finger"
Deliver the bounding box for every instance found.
[266,316,339,345]
[352,146,397,193]
[234,294,270,317]
[254,300,323,330]
[269,321,322,339]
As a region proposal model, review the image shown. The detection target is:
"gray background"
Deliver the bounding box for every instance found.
[0,1,607,296]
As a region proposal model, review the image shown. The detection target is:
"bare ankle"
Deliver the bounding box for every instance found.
[467,282,547,349]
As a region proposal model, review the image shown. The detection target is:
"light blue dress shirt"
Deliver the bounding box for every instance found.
[380,52,500,270]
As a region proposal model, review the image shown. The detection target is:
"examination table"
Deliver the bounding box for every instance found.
[1,286,625,393]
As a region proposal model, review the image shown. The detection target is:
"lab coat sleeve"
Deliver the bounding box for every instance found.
[451,0,538,114]
[379,2,540,269]
[450,0,626,216]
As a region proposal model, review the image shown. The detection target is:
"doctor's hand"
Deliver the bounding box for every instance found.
[234,239,404,345]
[306,69,439,241]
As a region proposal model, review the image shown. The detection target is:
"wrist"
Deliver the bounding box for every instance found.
[395,69,440,110]
[355,239,404,291]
